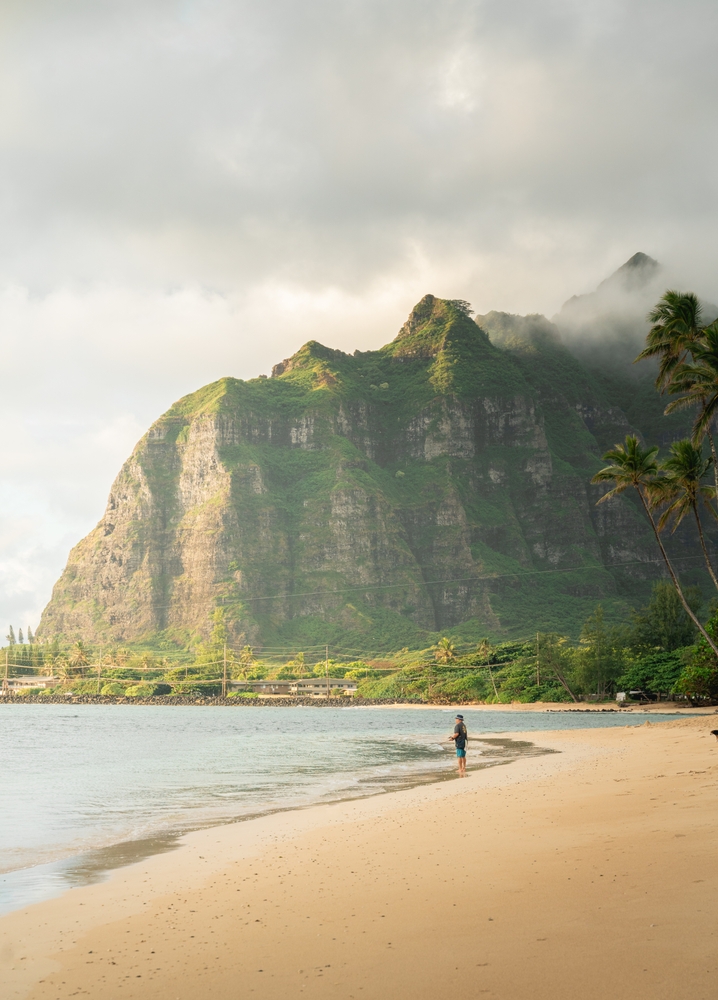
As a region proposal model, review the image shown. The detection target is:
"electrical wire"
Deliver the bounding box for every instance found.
[97,550,713,613]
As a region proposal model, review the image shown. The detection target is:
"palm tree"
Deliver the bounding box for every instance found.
[592,435,718,655]
[664,323,718,490]
[635,291,704,390]
[433,637,456,663]
[234,645,255,681]
[635,292,718,500]
[55,656,71,682]
[651,440,718,591]
[68,641,89,673]
[476,638,492,663]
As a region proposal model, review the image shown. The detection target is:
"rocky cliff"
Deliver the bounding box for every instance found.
[38,287,710,650]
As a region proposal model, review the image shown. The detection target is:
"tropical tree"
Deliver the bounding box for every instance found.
[578,606,622,698]
[592,435,718,656]
[536,634,579,702]
[664,321,718,487]
[68,641,89,672]
[651,439,718,590]
[55,656,71,681]
[674,608,718,704]
[630,580,699,652]
[233,645,255,681]
[636,291,704,390]
[289,651,308,676]
[635,291,718,502]
[476,638,492,663]
[433,637,456,663]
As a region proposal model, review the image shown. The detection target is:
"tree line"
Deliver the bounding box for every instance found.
[590,290,718,701]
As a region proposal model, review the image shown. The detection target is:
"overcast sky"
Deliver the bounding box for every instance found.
[2,0,718,634]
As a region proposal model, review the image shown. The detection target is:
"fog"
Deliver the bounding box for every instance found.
[2,0,717,630]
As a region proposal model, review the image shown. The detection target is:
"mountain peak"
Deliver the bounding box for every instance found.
[390,294,478,359]
[393,293,440,341]
[598,252,660,293]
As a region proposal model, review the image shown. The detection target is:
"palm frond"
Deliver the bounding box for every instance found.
[692,393,718,444]
[594,482,630,504]
[664,394,701,415]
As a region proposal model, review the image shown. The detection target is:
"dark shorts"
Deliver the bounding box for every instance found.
[456,748,466,757]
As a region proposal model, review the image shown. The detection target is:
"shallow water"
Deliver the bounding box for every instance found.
[0,704,683,915]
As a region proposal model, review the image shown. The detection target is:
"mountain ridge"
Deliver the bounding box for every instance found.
[38,266,712,651]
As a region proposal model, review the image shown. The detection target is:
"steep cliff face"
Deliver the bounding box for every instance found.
[38,294,704,649]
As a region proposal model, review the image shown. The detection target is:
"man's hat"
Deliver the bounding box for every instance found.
[456,714,464,720]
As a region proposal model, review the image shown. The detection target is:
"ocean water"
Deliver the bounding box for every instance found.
[0,704,683,915]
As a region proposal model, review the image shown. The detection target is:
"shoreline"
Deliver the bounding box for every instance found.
[0,736,552,916]
[1,694,713,712]
[3,716,717,1000]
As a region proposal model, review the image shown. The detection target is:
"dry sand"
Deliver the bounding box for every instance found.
[2,715,717,1000]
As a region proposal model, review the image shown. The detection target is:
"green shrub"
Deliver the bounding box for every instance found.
[125,684,159,698]
[170,680,223,696]
[102,668,143,680]
[65,679,103,696]
[101,682,127,696]
[674,609,718,704]
[616,651,686,697]
[674,661,718,704]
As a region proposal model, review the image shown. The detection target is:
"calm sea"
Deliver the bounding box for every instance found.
[0,704,684,915]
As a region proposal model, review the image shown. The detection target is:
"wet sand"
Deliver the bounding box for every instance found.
[2,715,717,1000]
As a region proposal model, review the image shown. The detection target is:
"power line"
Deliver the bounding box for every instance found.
[111,551,712,613]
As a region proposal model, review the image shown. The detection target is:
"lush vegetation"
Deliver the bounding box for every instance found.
[3,578,714,703]
[587,290,718,702]
[8,291,718,704]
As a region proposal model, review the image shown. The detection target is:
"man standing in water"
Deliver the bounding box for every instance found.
[450,714,468,775]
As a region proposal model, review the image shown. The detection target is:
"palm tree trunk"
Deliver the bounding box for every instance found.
[706,425,718,502]
[551,662,579,702]
[636,487,718,655]
[692,503,718,591]
[487,663,499,701]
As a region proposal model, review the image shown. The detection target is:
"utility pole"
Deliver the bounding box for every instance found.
[222,643,227,699]
[96,645,103,696]
[325,645,330,700]
[2,650,8,697]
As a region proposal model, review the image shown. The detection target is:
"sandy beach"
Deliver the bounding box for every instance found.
[2,714,717,1000]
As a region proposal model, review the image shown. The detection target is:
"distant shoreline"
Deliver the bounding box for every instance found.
[1,694,712,713]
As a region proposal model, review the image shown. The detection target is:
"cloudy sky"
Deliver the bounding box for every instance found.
[2,0,717,634]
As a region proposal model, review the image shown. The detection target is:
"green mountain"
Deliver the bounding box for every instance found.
[38,275,710,652]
